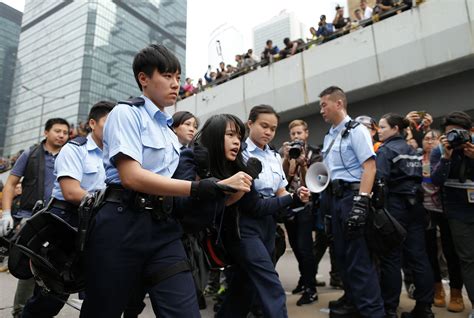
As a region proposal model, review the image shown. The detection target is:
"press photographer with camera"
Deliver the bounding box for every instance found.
[281,120,321,305]
[431,111,474,318]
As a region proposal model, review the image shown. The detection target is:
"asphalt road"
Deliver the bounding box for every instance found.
[0,249,471,317]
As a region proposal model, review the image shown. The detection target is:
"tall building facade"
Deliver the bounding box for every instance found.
[0,3,22,156]
[252,11,306,55]
[4,0,187,156]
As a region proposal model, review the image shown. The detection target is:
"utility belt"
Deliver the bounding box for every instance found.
[104,185,173,222]
[48,198,78,213]
[328,179,360,198]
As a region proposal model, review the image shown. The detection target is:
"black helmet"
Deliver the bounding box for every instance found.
[11,211,84,295]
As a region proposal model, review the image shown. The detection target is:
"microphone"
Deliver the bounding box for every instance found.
[246,157,263,179]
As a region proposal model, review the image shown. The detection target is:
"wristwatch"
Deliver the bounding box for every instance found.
[359,192,372,198]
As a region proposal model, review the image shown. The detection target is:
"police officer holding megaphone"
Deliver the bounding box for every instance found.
[318,86,384,318]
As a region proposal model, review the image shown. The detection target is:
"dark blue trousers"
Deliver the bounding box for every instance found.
[79,202,199,318]
[21,207,77,318]
[380,194,434,310]
[217,236,287,318]
[284,206,317,291]
[330,189,384,318]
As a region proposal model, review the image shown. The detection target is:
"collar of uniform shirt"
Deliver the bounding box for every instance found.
[329,115,351,136]
[245,137,269,153]
[86,133,100,152]
[141,95,173,126]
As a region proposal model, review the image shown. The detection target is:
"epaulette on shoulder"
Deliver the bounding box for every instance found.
[268,144,279,155]
[346,120,360,130]
[118,97,145,107]
[68,136,88,146]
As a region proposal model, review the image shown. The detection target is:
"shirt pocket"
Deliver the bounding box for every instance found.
[141,133,166,170]
[83,162,99,174]
[269,161,284,190]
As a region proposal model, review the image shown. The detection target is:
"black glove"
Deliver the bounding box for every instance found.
[345,195,370,239]
[193,144,211,179]
[191,178,229,201]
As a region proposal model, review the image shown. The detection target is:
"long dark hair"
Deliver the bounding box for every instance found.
[195,114,247,180]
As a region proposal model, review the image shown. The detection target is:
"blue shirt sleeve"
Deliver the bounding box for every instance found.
[10,149,30,177]
[104,104,143,166]
[350,125,376,165]
[55,143,84,182]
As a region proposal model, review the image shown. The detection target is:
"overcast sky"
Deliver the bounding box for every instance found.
[1,0,342,81]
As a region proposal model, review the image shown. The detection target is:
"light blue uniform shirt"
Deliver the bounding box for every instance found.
[52,134,106,201]
[103,95,181,184]
[322,115,375,183]
[242,138,288,198]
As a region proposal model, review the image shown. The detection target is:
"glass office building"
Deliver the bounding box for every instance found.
[4,0,187,156]
[0,3,22,156]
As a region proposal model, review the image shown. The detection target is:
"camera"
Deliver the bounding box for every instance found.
[446,128,472,149]
[288,140,305,159]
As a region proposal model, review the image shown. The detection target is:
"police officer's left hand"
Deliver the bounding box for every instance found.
[296,186,310,203]
[345,195,370,239]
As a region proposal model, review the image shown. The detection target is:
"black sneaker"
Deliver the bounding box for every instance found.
[296,289,318,306]
[291,283,305,294]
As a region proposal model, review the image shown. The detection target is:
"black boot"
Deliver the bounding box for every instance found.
[329,302,360,318]
[401,302,434,318]
[328,293,347,310]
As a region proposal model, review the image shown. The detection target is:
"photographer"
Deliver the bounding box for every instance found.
[431,111,474,317]
[281,120,321,305]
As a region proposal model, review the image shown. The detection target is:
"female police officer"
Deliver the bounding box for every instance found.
[244,105,317,306]
[80,44,252,318]
[376,113,434,318]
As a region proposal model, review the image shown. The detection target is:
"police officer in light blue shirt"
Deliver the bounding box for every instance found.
[239,105,314,315]
[80,44,252,318]
[21,101,115,318]
[243,137,287,198]
[319,86,384,318]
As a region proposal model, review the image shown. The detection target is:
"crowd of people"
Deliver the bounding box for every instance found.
[0,38,473,318]
[179,0,414,100]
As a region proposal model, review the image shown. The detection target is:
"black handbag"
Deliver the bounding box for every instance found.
[365,206,407,256]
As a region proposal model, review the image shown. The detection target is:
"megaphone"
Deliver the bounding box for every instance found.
[305,162,331,193]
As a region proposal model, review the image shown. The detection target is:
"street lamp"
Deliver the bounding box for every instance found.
[21,85,66,143]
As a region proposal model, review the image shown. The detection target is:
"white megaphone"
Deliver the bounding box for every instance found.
[305,162,331,193]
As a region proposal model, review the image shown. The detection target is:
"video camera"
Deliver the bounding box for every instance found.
[288,140,305,159]
[446,128,472,149]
